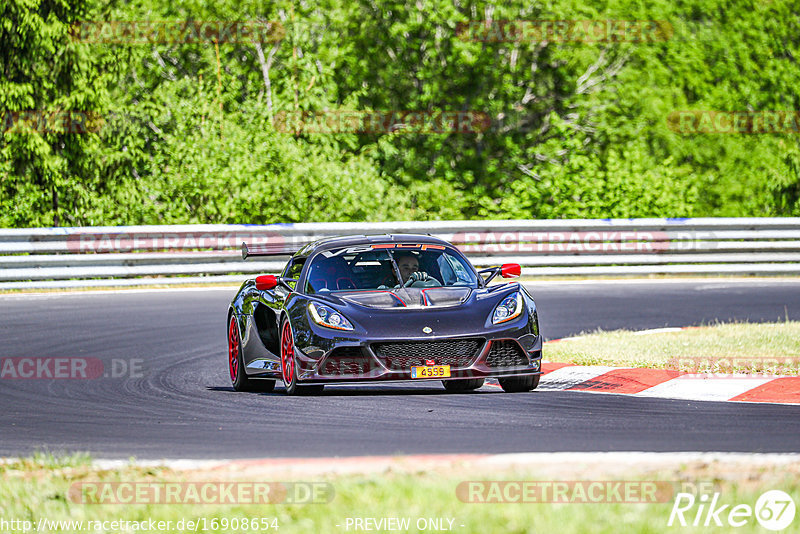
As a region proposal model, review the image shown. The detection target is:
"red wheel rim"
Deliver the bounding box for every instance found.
[281,322,295,385]
[228,316,239,382]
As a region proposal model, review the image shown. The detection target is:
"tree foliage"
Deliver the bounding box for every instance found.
[1,0,799,226]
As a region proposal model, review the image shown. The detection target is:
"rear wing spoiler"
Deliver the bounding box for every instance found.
[241,242,302,260]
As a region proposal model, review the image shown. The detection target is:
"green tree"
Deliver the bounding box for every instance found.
[1,0,111,227]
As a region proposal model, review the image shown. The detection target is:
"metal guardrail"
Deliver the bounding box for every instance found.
[1,218,799,289]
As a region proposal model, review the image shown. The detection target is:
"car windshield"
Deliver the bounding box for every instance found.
[305,245,479,293]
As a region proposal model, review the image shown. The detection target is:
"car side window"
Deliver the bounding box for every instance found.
[437,251,476,286]
[436,254,457,285]
[447,254,473,284]
[283,258,305,290]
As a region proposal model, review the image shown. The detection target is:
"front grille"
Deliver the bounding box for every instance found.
[372,338,483,370]
[485,340,529,368]
[320,347,375,376]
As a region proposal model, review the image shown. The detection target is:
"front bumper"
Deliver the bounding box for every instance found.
[292,323,542,384]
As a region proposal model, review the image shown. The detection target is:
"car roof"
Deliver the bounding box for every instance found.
[296,234,452,257]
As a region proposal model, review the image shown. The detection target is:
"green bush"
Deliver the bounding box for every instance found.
[2,0,799,226]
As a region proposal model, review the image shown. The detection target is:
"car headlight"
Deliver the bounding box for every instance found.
[308,302,354,331]
[492,292,523,324]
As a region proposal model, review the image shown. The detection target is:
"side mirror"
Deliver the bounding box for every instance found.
[255,275,279,291]
[501,263,521,278]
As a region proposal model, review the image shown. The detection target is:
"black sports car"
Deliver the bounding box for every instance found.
[227,234,542,395]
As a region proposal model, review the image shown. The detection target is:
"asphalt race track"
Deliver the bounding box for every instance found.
[1,279,799,459]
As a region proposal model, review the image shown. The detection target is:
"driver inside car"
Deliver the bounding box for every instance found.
[393,251,439,287]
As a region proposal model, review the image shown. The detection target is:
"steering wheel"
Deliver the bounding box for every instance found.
[403,271,442,288]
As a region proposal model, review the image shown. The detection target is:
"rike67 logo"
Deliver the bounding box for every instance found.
[669,490,796,531]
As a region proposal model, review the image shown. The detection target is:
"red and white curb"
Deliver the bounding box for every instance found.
[526,326,800,404]
[528,362,800,405]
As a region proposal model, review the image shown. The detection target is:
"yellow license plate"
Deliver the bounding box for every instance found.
[411,365,451,378]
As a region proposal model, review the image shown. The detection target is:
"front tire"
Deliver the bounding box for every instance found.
[229,315,275,392]
[443,378,485,392]
[280,319,324,396]
[498,374,540,393]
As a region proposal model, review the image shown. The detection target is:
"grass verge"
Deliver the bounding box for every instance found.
[1,453,799,533]
[545,321,800,374]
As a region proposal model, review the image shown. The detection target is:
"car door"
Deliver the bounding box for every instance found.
[241,257,305,374]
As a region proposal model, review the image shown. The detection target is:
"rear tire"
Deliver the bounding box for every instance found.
[280,319,324,396]
[442,378,485,392]
[229,315,276,392]
[498,374,540,393]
